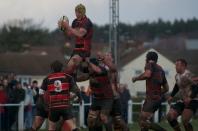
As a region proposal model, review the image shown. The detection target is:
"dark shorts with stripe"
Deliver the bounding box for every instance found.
[142,99,162,113]
[171,100,198,114]
[91,98,113,114]
[48,108,74,122]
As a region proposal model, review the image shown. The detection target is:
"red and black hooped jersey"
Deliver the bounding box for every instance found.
[145,62,167,100]
[72,16,93,53]
[41,72,73,109]
[89,66,113,99]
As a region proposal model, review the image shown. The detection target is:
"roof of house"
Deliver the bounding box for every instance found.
[0,43,107,76]
[119,48,198,75]
[0,44,197,76]
[0,46,65,75]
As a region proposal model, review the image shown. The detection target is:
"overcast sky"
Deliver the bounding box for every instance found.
[0,0,198,30]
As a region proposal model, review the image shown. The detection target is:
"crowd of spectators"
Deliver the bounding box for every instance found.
[0,73,132,131]
[0,73,40,131]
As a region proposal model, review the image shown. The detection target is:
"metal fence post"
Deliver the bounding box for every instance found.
[79,101,85,127]
[128,100,133,124]
[18,101,24,131]
[154,109,159,123]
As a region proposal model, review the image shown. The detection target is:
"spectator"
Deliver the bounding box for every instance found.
[7,73,18,89]
[23,82,34,130]
[7,81,25,130]
[118,84,131,123]
[80,86,91,127]
[32,80,39,103]
[0,83,8,131]
[2,77,10,130]
[31,80,39,117]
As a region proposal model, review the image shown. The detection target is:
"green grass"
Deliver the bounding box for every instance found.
[99,119,197,131]
[128,119,198,131]
[129,120,198,131]
[40,119,198,131]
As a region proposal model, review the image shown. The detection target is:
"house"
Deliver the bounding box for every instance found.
[119,48,176,97]
[0,46,65,85]
[0,43,107,86]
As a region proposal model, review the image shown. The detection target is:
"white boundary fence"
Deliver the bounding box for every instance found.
[0,100,181,130]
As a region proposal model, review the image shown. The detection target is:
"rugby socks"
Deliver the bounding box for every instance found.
[184,123,193,131]
[168,119,181,131]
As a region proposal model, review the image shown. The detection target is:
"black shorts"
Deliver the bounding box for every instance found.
[111,98,122,116]
[48,108,74,122]
[172,100,198,114]
[185,100,198,113]
[35,105,48,118]
[171,101,185,115]
[142,99,161,113]
[91,98,113,112]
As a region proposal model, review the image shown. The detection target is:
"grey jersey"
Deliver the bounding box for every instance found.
[175,70,195,99]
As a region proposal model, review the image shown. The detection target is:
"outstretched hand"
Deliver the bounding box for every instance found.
[58,18,69,31]
[132,77,137,83]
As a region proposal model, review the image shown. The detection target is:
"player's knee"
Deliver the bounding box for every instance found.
[166,113,171,121]
[138,114,151,129]
[139,119,150,129]
[139,113,147,125]
[114,116,126,130]
[166,112,176,121]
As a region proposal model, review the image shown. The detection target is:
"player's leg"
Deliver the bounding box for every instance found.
[182,108,193,131]
[62,119,79,131]
[100,99,114,131]
[140,99,166,131]
[31,104,48,131]
[181,99,197,131]
[31,116,45,131]
[64,54,83,75]
[166,102,184,131]
[87,110,100,131]
[48,110,60,131]
[112,98,129,131]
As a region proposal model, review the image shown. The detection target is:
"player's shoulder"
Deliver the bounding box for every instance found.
[64,73,74,79]
[72,18,78,22]
[72,18,78,26]
[84,17,93,25]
